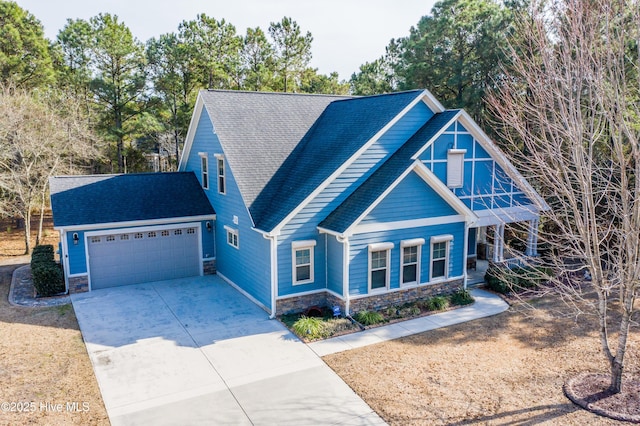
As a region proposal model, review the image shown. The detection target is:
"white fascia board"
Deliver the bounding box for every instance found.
[269,91,428,237]
[316,226,344,238]
[412,111,462,160]
[420,89,446,113]
[412,161,477,223]
[474,205,540,227]
[54,214,216,232]
[353,215,466,235]
[456,110,550,212]
[178,92,206,171]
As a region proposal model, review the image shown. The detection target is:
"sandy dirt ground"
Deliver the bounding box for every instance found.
[324,295,640,425]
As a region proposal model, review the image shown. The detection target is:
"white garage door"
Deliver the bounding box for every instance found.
[87,226,200,290]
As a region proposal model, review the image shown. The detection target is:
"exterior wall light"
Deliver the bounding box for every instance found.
[73,233,79,245]
[206,221,212,232]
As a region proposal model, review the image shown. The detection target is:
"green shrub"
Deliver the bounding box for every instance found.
[485,265,551,294]
[485,266,509,294]
[450,288,474,306]
[355,310,384,326]
[425,296,449,311]
[292,316,328,340]
[31,245,64,297]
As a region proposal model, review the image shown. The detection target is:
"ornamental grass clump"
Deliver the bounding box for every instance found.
[292,316,328,340]
[355,310,384,326]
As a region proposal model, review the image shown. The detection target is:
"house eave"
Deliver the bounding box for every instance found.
[53,214,217,232]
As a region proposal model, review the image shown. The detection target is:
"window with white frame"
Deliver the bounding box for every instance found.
[401,238,425,285]
[225,226,239,249]
[292,240,316,285]
[430,235,453,280]
[215,154,226,194]
[199,153,209,190]
[368,242,393,291]
[447,149,466,188]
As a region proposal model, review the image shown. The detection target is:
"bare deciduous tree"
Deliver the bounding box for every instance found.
[489,0,640,394]
[0,86,100,253]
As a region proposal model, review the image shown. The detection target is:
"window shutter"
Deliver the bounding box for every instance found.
[447,149,466,188]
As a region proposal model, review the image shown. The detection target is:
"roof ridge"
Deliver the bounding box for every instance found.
[204,89,354,99]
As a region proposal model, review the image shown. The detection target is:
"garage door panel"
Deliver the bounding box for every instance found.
[88,226,200,290]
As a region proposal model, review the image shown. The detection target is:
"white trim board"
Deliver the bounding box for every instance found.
[54,214,216,233]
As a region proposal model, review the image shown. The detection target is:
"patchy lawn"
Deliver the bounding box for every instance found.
[0,263,108,425]
[0,214,60,258]
[323,295,640,425]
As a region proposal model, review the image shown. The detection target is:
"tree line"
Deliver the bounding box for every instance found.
[2,0,640,408]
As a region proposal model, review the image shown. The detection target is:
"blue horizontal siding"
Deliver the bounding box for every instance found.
[185,108,271,307]
[348,222,466,296]
[327,234,343,295]
[279,101,435,296]
[360,171,457,224]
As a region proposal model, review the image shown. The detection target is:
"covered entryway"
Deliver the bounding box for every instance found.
[87,224,201,290]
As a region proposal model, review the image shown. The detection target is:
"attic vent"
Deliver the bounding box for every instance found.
[447,149,466,188]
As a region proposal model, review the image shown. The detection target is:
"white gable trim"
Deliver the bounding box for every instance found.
[178,93,206,171]
[420,88,446,113]
[267,90,439,236]
[338,160,477,237]
[412,111,462,160]
[457,111,549,211]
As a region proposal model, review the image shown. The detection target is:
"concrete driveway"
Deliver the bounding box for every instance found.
[71,275,384,425]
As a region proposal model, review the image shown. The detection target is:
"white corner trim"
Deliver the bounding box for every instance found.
[368,242,394,251]
[292,239,317,249]
[431,234,454,244]
[401,238,426,247]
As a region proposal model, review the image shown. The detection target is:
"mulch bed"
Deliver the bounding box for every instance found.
[564,372,640,423]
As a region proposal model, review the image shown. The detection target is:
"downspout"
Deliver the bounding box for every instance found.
[60,230,70,294]
[463,222,469,290]
[338,234,350,315]
[267,234,278,319]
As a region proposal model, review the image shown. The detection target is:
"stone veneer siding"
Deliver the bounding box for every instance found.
[203,259,217,275]
[276,278,463,316]
[348,279,463,313]
[68,276,89,294]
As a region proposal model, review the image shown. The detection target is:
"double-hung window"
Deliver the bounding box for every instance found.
[199,153,209,190]
[430,235,453,280]
[292,240,316,285]
[368,242,393,291]
[215,154,226,194]
[401,238,424,285]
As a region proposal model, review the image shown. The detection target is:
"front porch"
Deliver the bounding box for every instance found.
[467,217,541,287]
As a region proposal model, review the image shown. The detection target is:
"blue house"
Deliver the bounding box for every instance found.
[50,89,546,316]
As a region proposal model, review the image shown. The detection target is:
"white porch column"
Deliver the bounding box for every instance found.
[525,220,535,256]
[493,223,505,262]
[532,219,540,256]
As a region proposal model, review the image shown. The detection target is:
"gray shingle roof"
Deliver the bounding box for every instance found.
[246,90,426,231]
[199,90,350,214]
[318,110,461,234]
[49,172,215,227]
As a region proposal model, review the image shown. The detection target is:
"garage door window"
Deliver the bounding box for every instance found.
[120,234,129,241]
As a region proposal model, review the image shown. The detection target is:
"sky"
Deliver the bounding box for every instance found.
[16,0,438,80]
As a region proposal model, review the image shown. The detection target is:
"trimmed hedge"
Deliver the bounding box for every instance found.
[31,245,64,297]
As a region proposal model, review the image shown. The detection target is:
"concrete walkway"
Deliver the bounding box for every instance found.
[308,289,508,357]
[72,276,385,426]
